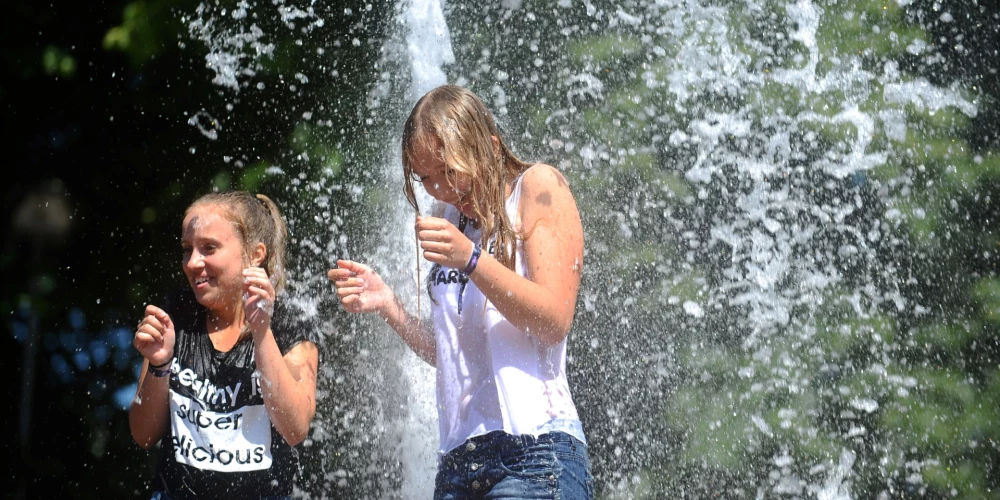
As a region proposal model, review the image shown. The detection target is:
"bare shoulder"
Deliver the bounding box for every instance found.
[521,163,571,193]
[519,163,577,211]
[518,163,581,234]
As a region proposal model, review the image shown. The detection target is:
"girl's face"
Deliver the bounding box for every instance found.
[409,136,475,218]
[181,205,246,314]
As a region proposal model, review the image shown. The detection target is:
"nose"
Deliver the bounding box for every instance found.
[184,249,205,271]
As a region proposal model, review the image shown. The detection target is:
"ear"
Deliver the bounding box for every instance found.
[249,242,267,267]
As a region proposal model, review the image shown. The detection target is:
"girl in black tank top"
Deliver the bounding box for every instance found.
[129,191,319,499]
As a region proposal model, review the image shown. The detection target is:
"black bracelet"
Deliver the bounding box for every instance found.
[149,358,171,369]
[148,359,173,378]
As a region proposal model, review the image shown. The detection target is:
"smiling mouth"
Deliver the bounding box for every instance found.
[193,277,211,287]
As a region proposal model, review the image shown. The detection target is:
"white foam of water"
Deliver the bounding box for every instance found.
[682,300,704,317]
[815,450,856,500]
[405,0,455,101]
[187,110,221,140]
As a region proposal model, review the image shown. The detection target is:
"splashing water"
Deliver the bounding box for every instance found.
[182,0,991,497]
[405,0,455,101]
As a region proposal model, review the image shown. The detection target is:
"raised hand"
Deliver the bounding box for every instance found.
[243,266,275,335]
[327,259,393,314]
[415,216,475,269]
[134,304,176,367]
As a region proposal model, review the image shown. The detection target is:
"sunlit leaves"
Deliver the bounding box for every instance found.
[239,162,271,192]
[211,170,233,191]
[42,46,76,78]
[104,0,182,66]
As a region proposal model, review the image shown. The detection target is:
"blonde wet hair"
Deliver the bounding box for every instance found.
[402,85,531,273]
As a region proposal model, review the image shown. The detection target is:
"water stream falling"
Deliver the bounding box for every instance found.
[181,0,992,497]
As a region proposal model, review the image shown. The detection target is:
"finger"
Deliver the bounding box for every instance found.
[144,307,173,330]
[145,304,169,322]
[328,268,355,281]
[139,323,163,341]
[422,251,446,264]
[135,330,159,343]
[336,285,365,298]
[134,333,153,349]
[417,229,449,243]
[160,313,173,330]
[333,276,365,287]
[244,276,274,292]
[419,241,451,254]
[336,260,368,274]
[136,326,162,344]
[416,217,449,231]
[245,285,273,301]
[143,315,165,333]
[334,282,365,293]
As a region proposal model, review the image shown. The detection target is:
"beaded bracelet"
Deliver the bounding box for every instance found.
[462,245,482,275]
[148,359,173,378]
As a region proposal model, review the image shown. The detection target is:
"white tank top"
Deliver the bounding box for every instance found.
[429,171,585,454]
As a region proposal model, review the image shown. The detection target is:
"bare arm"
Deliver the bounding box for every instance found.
[328,260,437,365]
[252,332,319,446]
[243,267,319,446]
[129,360,172,448]
[129,305,176,448]
[378,292,437,365]
[468,165,583,345]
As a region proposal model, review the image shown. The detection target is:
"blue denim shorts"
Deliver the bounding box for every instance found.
[434,430,594,499]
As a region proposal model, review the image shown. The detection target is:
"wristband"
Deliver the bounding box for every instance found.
[148,359,173,378]
[462,245,482,275]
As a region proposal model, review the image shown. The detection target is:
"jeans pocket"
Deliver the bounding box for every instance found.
[495,444,559,479]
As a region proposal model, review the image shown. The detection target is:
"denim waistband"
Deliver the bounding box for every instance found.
[536,418,587,446]
[442,430,586,461]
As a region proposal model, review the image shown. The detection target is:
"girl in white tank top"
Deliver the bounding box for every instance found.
[328,85,593,499]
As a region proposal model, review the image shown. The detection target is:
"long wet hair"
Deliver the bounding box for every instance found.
[186,191,288,337]
[402,85,531,273]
